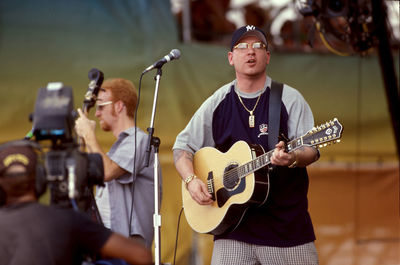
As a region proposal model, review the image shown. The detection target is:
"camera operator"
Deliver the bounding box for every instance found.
[0,140,152,265]
[75,78,160,248]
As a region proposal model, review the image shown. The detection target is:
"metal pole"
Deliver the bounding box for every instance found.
[153,146,161,265]
[182,0,191,43]
[146,68,163,265]
[371,0,400,159]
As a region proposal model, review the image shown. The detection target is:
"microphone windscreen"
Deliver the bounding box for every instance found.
[171,49,181,60]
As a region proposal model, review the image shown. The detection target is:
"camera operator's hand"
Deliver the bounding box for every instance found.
[75,108,96,141]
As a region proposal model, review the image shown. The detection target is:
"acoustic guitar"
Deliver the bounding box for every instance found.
[182,118,343,235]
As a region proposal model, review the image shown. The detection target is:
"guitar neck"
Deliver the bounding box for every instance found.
[232,118,343,179]
[236,137,303,179]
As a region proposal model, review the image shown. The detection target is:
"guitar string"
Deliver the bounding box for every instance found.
[222,132,310,183]
[223,160,259,184]
[222,143,298,185]
[220,123,339,186]
[224,154,265,181]
[224,158,255,181]
[222,143,303,184]
[222,152,270,184]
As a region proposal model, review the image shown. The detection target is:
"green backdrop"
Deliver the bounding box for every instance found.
[0,0,398,161]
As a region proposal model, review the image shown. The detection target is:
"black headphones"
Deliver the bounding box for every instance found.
[0,140,47,206]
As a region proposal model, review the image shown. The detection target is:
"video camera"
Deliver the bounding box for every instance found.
[30,82,104,211]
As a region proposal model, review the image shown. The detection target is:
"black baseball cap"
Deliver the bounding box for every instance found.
[230,25,268,51]
[0,141,37,177]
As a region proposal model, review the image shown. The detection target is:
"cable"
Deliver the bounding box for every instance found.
[70,198,79,212]
[353,56,363,258]
[315,21,350,56]
[173,207,184,265]
[128,72,144,236]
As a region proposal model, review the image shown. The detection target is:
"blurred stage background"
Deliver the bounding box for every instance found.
[0,0,398,264]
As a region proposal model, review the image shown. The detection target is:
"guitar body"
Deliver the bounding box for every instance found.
[182,141,270,235]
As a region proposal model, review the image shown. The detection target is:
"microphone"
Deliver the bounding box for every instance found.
[142,49,181,74]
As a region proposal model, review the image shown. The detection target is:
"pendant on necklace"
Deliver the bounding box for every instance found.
[249,111,255,128]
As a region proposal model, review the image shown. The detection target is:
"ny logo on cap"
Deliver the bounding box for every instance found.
[246,25,256,31]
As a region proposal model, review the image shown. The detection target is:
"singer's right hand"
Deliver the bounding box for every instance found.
[187,179,213,205]
[75,108,96,140]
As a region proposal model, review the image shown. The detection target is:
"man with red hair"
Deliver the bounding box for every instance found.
[76,78,160,248]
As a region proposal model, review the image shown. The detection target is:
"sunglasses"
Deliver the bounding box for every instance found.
[96,101,113,111]
[233,42,266,50]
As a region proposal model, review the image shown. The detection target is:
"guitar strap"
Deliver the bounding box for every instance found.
[268,80,283,151]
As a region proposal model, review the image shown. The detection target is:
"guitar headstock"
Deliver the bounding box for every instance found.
[304,118,343,148]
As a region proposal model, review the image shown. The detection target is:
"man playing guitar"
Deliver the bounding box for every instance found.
[173,25,320,265]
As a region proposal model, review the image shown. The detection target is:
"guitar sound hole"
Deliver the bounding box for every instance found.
[223,163,239,190]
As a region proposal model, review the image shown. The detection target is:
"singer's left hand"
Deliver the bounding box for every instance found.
[75,108,96,140]
[270,141,295,167]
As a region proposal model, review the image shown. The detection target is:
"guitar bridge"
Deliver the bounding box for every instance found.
[207,171,216,201]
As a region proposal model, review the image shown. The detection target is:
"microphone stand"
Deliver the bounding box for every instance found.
[144,67,162,265]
